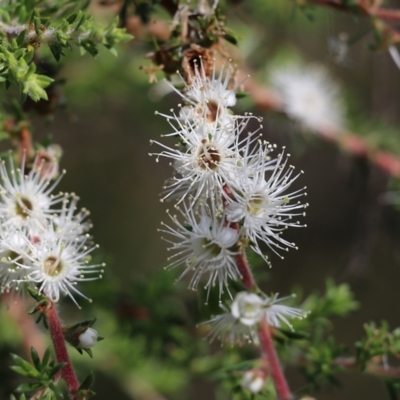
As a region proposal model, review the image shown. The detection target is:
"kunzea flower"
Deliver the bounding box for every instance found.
[231,291,265,326]
[159,204,240,299]
[163,60,237,128]
[200,292,263,346]
[271,64,344,134]
[10,223,105,307]
[200,304,259,346]
[53,194,92,242]
[226,146,308,261]
[0,155,66,230]
[202,291,308,345]
[0,223,31,296]
[151,121,243,207]
[263,293,309,331]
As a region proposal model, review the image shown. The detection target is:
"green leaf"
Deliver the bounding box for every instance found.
[49,362,67,379]
[279,329,310,340]
[48,43,64,62]
[41,348,51,368]
[30,347,41,371]
[79,371,95,391]
[66,12,78,24]
[16,30,27,46]
[23,49,35,64]
[224,33,238,45]
[10,353,38,376]
[15,382,42,393]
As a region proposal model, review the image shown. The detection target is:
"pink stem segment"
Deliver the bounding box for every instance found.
[374,8,400,22]
[235,252,255,291]
[46,301,80,399]
[258,317,292,400]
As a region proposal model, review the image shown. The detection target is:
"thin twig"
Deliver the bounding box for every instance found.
[237,70,400,178]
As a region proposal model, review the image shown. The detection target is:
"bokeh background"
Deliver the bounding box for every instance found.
[2,1,400,399]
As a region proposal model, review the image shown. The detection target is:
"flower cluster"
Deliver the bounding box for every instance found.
[152,58,310,360]
[0,154,104,307]
[152,60,308,296]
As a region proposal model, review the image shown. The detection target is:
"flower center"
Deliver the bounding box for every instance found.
[43,256,63,276]
[206,101,219,122]
[241,302,260,318]
[15,197,33,218]
[197,139,221,170]
[202,238,222,257]
[247,194,266,216]
[192,237,222,260]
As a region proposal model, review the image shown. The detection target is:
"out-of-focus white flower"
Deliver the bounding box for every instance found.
[78,327,99,349]
[160,204,240,299]
[202,291,308,345]
[0,155,66,230]
[54,194,92,242]
[226,145,307,261]
[271,64,344,133]
[10,223,105,307]
[389,46,400,70]
[0,224,31,295]
[241,368,268,394]
[231,292,265,326]
[200,304,259,345]
[263,293,309,330]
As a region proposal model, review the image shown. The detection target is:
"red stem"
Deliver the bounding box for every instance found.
[235,252,255,290]
[46,301,80,399]
[306,0,400,23]
[258,318,292,400]
[374,8,400,23]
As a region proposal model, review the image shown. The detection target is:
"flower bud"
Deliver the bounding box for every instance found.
[33,144,63,180]
[63,318,103,357]
[231,292,264,326]
[241,368,268,394]
[78,327,99,349]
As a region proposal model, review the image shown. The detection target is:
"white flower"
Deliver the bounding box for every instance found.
[241,369,268,394]
[0,224,31,295]
[226,146,307,261]
[271,64,344,133]
[231,292,265,326]
[159,204,240,299]
[263,293,308,330]
[201,292,308,345]
[151,121,243,206]
[0,155,66,230]
[10,223,105,307]
[54,194,92,241]
[165,61,237,128]
[78,327,99,349]
[200,304,259,345]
